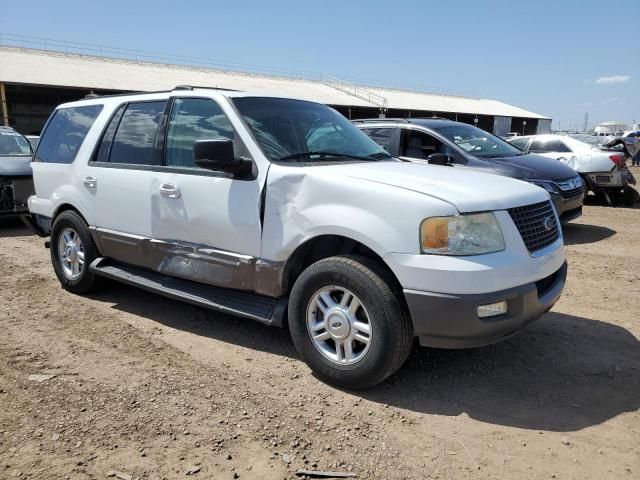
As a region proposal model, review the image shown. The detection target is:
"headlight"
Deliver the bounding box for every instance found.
[420,213,505,255]
[525,179,558,193]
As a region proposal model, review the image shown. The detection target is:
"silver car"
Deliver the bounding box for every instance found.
[508,134,638,206]
[0,126,34,217]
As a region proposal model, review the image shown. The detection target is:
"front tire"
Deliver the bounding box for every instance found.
[50,210,100,294]
[288,255,413,389]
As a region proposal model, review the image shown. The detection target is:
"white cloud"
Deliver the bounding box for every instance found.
[595,75,630,85]
[579,97,620,107]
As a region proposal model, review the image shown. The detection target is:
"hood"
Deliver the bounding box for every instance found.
[0,155,33,176]
[315,161,549,213]
[483,153,579,180]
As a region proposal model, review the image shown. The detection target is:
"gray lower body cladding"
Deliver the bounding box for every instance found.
[405,262,567,348]
[90,228,286,297]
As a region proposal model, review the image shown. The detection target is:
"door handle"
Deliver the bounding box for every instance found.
[159,183,181,199]
[82,176,97,188]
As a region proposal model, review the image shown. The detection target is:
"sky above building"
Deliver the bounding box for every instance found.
[1,0,638,128]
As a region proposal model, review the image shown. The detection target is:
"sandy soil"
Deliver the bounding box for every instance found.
[0,200,638,479]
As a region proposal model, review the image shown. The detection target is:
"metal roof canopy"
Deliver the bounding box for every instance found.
[0,46,550,120]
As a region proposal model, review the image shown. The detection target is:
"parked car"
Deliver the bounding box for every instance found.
[355,118,584,223]
[27,87,567,389]
[25,135,40,149]
[0,126,34,217]
[507,134,637,206]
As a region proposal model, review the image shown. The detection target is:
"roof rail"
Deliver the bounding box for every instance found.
[173,85,239,92]
[352,116,454,123]
[351,118,410,123]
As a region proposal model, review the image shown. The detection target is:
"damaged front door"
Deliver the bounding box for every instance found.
[149,97,262,290]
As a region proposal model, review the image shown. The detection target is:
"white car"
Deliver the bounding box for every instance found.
[27,87,567,389]
[508,134,637,205]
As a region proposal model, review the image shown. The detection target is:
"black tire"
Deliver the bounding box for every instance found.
[50,210,101,294]
[622,186,639,207]
[288,255,413,390]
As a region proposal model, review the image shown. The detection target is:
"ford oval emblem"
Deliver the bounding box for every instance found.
[544,217,554,231]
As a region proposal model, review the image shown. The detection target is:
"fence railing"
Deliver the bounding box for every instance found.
[0,32,479,100]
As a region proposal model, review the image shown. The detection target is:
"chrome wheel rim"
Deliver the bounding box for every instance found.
[57,228,85,280]
[306,286,372,365]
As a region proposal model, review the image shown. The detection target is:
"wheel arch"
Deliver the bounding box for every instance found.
[281,234,404,300]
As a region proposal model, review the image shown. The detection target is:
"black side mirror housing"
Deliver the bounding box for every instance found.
[194,139,251,176]
[427,153,452,166]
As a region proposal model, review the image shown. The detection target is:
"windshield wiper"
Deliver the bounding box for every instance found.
[278,151,377,162]
[367,152,393,159]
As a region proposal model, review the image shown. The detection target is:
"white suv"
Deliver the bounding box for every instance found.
[28,87,567,389]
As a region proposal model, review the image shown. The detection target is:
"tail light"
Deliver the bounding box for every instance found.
[609,154,625,166]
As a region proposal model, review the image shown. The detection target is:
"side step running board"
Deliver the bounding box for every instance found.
[89,258,287,327]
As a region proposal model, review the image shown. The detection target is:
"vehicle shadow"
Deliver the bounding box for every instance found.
[362,311,640,432]
[0,217,34,238]
[90,283,640,433]
[562,223,616,245]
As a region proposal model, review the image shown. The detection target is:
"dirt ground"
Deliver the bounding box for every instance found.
[0,198,639,479]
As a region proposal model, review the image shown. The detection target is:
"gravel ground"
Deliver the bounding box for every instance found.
[0,199,639,479]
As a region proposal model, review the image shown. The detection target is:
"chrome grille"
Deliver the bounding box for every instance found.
[508,200,560,254]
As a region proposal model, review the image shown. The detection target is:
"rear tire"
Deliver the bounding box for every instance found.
[50,210,101,294]
[288,255,413,390]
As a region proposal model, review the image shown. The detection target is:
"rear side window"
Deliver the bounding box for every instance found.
[109,101,166,165]
[166,98,234,168]
[530,139,571,153]
[35,105,103,163]
[95,105,126,163]
[360,127,395,152]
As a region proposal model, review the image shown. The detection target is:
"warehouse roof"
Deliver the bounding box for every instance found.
[0,46,550,119]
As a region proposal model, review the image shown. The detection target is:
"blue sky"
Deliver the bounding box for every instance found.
[1,0,638,128]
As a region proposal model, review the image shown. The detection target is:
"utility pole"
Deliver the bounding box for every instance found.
[583,113,589,132]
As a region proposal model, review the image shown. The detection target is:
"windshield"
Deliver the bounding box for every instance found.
[433,124,523,158]
[0,131,32,156]
[232,97,390,162]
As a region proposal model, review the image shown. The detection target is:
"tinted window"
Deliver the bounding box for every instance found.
[530,139,571,153]
[433,124,522,158]
[233,97,389,162]
[0,130,32,156]
[95,105,125,163]
[509,137,530,150]
[35,105,103,163]
[401,129,451,160]
[361,127,395,152]
[109,101,166,165]
[166,98,235,167]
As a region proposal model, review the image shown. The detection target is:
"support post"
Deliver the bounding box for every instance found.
[0,83,8,127]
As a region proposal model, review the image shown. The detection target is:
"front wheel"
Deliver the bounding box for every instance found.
[288,255,413,389]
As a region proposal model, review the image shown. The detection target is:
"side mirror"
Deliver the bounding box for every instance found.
[427,153,452,166]
[194,139,253,178]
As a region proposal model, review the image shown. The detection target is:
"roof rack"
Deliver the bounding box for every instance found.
[351,118,410,123]
[352,116,454,123]
[173,85,239,92]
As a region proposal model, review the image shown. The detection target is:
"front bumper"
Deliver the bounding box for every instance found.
[549,191,583,223]
[404,262,567,348]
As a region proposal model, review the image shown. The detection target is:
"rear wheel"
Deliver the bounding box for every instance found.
[50,210,101,293]
[288,255,413,389]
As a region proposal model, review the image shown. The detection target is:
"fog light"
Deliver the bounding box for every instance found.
[477,301,507,318]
